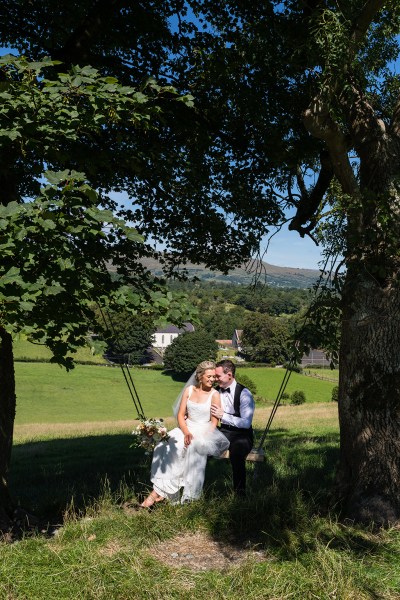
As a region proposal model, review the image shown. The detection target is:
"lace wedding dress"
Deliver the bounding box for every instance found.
[150,386,229,503]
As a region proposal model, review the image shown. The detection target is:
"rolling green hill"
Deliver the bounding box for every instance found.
[108,257,321,289]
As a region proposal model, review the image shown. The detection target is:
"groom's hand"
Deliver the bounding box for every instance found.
[211,403,224,420]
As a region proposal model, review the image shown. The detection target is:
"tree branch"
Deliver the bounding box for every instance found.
[349,0,386,52]
[390,93,400,138]
[289,151,334,237]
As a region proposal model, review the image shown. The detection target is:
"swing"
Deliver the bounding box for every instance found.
[97,306,146,420]
[230,247,341,463]
[98,245,339,463]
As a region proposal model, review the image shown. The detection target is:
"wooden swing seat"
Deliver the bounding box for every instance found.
[218,448,265,462]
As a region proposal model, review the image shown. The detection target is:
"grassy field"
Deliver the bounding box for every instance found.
[303,368,339,382]
[13,335,108,364]
[8,342,400,598]
[14,363,336,425]
[4,402,400,599]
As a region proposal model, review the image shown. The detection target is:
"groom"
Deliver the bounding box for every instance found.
[211,359,255,497]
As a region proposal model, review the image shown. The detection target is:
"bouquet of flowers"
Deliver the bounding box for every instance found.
[131,418,169,453]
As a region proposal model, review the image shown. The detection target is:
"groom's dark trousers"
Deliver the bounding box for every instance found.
[219,424,253,497]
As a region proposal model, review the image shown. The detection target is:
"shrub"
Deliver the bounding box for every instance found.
[163,331,218,375]
[283,362,303,373]
[331,386,339,402]
[236,374,257,396]
[254,394,269,404]
[280,391,290,405]
[291,390,306,405]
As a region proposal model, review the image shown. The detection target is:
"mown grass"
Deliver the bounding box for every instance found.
[238,366,336,403]
[14,363,183,424]
[4,403,400,599]
[14,363,336,426]
[13,335,108,364]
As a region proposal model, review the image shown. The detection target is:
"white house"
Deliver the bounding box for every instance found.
[152,322,195,350]
[301,349,330,366]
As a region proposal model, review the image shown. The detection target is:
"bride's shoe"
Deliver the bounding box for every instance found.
[138,490,165,510]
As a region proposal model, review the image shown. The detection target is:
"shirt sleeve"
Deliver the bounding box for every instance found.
[221,388,255,429]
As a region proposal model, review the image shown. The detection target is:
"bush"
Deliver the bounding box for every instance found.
[254,394,269,404]
[331,386,339,402]
[163,331,218,375]
[291,390,306,405]
[103,311,156,364]
[279,391,290,405]
[283,362,303,373]
[236,374,257,396]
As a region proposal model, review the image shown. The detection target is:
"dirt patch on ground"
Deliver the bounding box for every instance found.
[148,530,267,572]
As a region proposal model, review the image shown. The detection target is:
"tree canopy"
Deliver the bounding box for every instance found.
[2,0,400,525]
[163,330,218,375]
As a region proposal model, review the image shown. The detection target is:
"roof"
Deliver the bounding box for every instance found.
[155,322,195,334]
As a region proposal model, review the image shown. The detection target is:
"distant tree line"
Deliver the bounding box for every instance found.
[94,281,313,366]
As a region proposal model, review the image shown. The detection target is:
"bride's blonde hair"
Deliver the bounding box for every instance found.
[195,360,216,383]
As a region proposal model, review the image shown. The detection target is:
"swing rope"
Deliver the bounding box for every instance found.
[97,305,146,420]
[254,247,341,453]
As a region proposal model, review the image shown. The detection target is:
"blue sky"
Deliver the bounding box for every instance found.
[262,226,323,270]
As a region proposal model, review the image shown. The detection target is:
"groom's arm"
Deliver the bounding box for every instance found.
[211,389,255,429]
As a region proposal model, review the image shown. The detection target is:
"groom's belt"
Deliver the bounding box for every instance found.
[219,424,253,433]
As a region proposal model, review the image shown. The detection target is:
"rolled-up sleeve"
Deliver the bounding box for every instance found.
[222,388,255,429]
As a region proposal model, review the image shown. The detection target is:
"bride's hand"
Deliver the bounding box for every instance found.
[184,432,194,447]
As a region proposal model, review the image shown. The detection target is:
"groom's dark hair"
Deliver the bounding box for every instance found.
[216,359,236,376]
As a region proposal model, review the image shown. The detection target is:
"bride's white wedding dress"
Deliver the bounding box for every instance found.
[150,386,230,503]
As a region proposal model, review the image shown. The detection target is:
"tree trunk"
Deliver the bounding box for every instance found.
[0,327,16,530]
[335,179,400,524]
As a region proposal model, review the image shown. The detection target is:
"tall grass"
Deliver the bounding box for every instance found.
[4,403,400,599]
[6,358,400,599]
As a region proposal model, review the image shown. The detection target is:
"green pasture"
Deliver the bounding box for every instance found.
[13,335,108,364]
[238,366,336,403]
[14,363,182,425]
[14,363,336,425]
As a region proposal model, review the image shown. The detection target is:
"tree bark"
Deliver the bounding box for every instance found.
[0,327,16,530]
[336,266,400,524]
[335,147,400,523]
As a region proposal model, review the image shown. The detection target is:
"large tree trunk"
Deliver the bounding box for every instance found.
[0,327,16,530]
[335,170,400,524]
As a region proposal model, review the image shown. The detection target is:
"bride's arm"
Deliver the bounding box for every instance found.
[210,391,221,428]
[177,388,193,446]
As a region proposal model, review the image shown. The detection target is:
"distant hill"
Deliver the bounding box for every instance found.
[130,257,321,289]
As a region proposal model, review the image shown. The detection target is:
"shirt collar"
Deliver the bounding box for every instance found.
[221,379,236,394]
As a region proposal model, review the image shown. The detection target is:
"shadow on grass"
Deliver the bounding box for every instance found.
[10,433,151,521]
[9,427,383,557]
[160,370,191,383]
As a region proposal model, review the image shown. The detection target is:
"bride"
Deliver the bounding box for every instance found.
[139,360,229,508]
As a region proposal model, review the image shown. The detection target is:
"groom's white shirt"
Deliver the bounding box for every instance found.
[219,379,255,429]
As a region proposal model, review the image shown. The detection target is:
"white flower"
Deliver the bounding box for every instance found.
[131,418,170,452]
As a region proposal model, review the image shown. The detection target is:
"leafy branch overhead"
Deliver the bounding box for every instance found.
[0,56,196,366]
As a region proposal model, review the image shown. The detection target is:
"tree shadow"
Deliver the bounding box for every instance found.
[202,428,387,558]
[10,433,150,522]
[9,428,387,559]
[161,370,191,383]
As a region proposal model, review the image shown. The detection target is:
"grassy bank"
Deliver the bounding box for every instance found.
[4,403,400,599]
